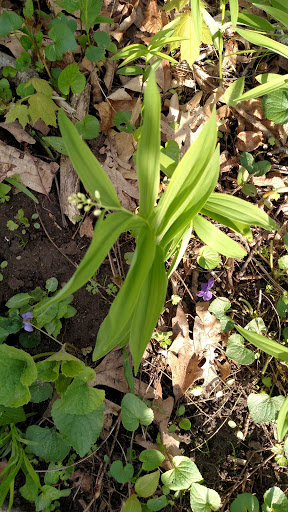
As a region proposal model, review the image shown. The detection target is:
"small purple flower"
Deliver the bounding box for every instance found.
[197,277,214,301]
[22,312,34,332]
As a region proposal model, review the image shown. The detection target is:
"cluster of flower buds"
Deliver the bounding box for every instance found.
[68,191,101,216]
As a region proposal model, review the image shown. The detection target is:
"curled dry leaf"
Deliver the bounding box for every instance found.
[79,215,94,238]
[0,121,36,144]
[90,349,161,399]
[235,131,264,151]
[69,470,93,492]
[0,141,58,194]
[141,0,168,34]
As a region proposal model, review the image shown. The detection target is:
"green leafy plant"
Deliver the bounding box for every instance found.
[0,261,8,283]
[237,152,271,197]
[34,71,276,374]
[0,278,77,344]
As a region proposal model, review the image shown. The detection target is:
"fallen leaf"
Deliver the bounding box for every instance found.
[235,131,264,151]
[220,151,238,173]
[168,335,204,401]
[69,470,92,492]
[0,141,58,194]
[141,0,168,34]
[0,121,36,144]
[79,215,94,238]
[89,349,161,399]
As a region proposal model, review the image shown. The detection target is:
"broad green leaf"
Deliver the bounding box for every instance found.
[155,111,217,239]
[28,93,58,127]
[6,292,31,308]
[193,215,246,258]
[278,255,288,270]
[110,461,134,484]
[20,473,39,503]
[121,393,154,431]
[130,245,167,372]
[58,63,86,95]
[245,317,266,334]
[113,110,135,133]
[23,0,34,18]
[223,77,244,106]
[263,487,288,512]
[139,449,165,471]
[39,351,94,382]
[29,380,53,403]
[45,24,77,61]
[209,298,234,333]
[197,246,221,269]
[0,11,23,37]
[34,212,134,315]
[75,115,100,139]
[237,12,274,32]
[136,71,160,219]
[231,493,259,512]
[122,495,142,512]
[94,226,156,360]
[80,0,102,30]
[55,0,80,12]
[0,406,26,426]
[236,28,288,59]
[42,136,68,155]
[277,396,288,440]
[58,109,121,208]
[25,426,70,462]
[0,344,37,407]
[277,295,288,318]
[247,393,284,423]
[235,325,288,362]
[230,0,239,28]
[262,90,288,125]
[161,456,203,491]
[0,317,21,342]
[170,12,200,67]
[35,486,71,511]
[52,382,105,456]
[147,495,168,511]
[235,73,288,102]
[36,360,60,382]
[226,333,255,365]
[135,471,160,498]
[202,193,278,231]
[190,483,221,512]
[253,4,288,30]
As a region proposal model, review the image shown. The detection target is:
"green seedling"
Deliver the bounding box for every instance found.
[0,183,11,203]
[0,261,8,282]
[152,330,173,349]
[6,210,40,236]
[237,152,271,197]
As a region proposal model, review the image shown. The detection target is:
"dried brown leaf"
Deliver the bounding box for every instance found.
[79,215,94,238]
[0,121,35,144]
[235,131,264,151]
[0,141,58,194]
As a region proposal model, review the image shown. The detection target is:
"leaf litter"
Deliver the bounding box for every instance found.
[1,0,288,510]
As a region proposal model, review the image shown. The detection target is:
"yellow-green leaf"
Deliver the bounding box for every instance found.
[5,102,29,128]
[193,215,247,258]
[170,13,199,67]
[28,93,58,127]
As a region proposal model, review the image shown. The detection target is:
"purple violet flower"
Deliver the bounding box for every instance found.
[197,277,214,301]
[22,312,34,332]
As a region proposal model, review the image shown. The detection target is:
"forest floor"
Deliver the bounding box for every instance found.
[1,0,288,511]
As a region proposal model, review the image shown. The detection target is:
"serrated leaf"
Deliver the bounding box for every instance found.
[226,334,255,365]
[110,461,134,483]
[170,12,199,67]
[135,471,160,498]
[0,344,37,407]
[15,51,31,72]
[5,102,29,128]
[0,405,26,426]
[26,425,70,462]
[36,360,60,382]
[121,393,154,431]
[28,93,58,127]
[161,456,203,491]
[247,393,284,423]
[231,493,259,512]
[26,78,53,95]
[38,350,95,382]
[52,400,105,456]
[263,487,288,512]
[190,483,221,512]
[0,11,23,37]
[262,90,288,125]
[45,24,77,61]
